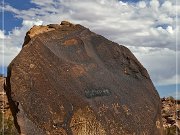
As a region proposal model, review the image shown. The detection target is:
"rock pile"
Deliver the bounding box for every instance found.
[161,97,180,134]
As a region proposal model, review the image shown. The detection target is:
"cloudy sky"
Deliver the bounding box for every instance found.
[0,0,179,98]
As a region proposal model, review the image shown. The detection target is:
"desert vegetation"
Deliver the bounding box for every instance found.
[0,110,17,135]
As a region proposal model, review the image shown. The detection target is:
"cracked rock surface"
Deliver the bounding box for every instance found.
[5,21,163,135]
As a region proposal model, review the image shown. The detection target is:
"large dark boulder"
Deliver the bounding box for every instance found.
[5,21,163,135]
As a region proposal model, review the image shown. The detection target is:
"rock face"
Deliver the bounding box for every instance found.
[5,21,163,135]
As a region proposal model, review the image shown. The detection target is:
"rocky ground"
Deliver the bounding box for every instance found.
[161,97,180,135]
[0,77,17,135]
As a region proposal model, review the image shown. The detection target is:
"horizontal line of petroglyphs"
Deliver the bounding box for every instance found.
[84,88,111,98]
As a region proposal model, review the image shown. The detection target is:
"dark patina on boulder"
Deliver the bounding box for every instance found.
[5,21,163,135]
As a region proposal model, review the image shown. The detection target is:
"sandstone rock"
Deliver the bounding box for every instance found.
[5,21,163,135]
[60,21,74,26]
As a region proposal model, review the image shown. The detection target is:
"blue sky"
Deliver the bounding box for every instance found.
[0,0,179,98]
[4,0,36,9]
[1,12,22,33]
[0,0,36,32]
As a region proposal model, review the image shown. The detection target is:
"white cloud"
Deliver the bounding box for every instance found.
[0,30,5,39]
[150,0,160,12]
[22,20,43,27]
[158,14,173,24]
[166,26,174,34]
[1,0,179,86]
[129,46,179,86]
[137,1,146,8]
[158,74,180,86]
[0,19,43,67]
[161,1,172,13]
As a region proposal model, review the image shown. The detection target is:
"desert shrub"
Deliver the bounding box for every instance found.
[0,111,17,135]
[168,96,175,103]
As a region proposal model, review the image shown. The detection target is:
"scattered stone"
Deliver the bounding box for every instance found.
[161,97,180,134]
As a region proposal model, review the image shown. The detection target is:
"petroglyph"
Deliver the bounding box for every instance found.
[85,88,111,98]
